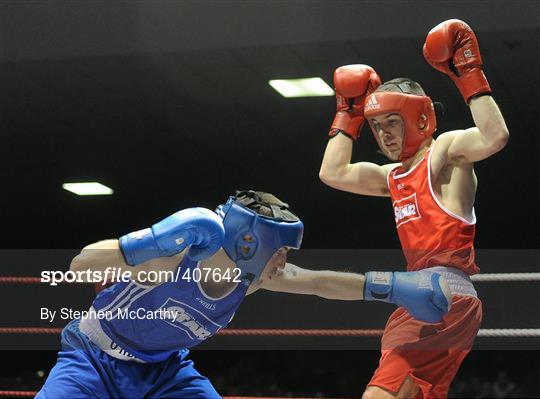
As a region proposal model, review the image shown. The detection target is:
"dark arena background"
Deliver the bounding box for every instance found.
[0,1,539,398]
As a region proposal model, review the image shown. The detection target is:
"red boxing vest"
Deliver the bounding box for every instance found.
[387,148,479,275]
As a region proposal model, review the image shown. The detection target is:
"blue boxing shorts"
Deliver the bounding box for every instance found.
[36,319,220,399]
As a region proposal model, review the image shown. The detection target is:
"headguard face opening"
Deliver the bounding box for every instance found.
[216,191,304,284]
[364,91,437,161]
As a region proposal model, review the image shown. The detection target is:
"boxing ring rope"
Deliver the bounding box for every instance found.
[470,273,540,281]
[224,397,351,399]
[0,277,43,284]
[1,272,539,285]
[0,396,348,399]
[0,272,538,398]
[1,327,540,337]
[0,392,38,398]
[220,328,540,337]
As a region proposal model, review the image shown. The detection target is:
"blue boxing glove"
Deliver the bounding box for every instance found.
[119,207,225,265]
[364,271,452,323]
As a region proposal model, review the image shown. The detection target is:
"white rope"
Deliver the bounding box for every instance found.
[470,273,540,282]
[477,329,540,337]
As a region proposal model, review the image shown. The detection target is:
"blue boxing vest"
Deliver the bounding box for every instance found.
[79,256,249,363]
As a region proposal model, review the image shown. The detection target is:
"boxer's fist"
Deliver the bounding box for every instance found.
[120,208,225,265]
[329,65,381,140]
[364,271,452,323]
[423,19,491,103]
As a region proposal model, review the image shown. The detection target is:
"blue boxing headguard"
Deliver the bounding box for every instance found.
[216,191,304,284]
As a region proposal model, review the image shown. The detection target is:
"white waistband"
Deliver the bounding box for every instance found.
[421,266,478,298]
[79,308,146,363]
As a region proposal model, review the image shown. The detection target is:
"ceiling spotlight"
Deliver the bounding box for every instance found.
[62,182,114,196]
[269,77,334,98]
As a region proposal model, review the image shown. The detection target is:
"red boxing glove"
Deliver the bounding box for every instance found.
[329,65,381,140]
[423,19,491,103]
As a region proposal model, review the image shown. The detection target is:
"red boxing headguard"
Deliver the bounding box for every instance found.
[364,91,437,160]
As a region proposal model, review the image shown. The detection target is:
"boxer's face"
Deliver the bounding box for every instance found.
[369,113,404,161]
[258,247,289,282]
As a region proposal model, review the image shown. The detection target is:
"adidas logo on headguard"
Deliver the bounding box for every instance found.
[365,95,380,111]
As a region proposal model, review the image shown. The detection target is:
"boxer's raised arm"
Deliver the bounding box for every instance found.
[320,135,395,197]
[319,65,395,197]
[423,20,508,163]
[438,98,508,164]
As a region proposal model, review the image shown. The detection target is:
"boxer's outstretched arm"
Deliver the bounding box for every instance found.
[259,264,452,323]
[259,262,364,300]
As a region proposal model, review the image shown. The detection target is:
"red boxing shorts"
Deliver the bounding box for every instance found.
[367,295,482,398]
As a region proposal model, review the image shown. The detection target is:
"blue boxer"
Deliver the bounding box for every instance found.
[36,319,220,399]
